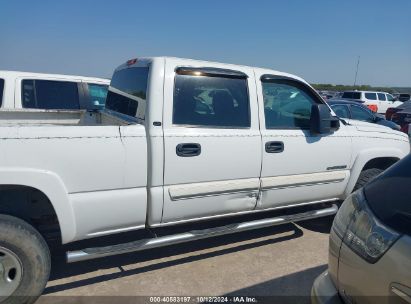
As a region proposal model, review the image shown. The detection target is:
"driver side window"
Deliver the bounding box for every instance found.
[262,80,317,129]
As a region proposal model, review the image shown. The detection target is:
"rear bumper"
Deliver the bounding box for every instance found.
[311,270,343,304]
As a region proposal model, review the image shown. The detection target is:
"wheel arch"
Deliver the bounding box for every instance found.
[0,168,76,244]
[344,149,404,196]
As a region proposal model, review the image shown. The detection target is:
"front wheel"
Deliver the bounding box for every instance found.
[353,168,383,191]
[0,215,50,304]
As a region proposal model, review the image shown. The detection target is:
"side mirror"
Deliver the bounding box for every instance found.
[310,104,340,135]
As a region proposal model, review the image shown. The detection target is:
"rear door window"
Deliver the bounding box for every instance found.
[0,79,4,107]
[342,92,361,99]
[377,93,386,101]
[173,73,250,128]
[105,67,149,119]
[364,92,377,100]
[22,79,80,109]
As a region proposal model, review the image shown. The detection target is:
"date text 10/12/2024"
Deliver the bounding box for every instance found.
[149,297,258,303]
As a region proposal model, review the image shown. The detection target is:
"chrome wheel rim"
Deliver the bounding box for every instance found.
[0,246,23,299]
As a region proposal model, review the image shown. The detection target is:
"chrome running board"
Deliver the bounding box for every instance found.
[67,204,338,263]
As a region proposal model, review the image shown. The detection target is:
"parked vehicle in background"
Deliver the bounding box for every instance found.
[0,71,110,110]
[388,102,411,136]
[341,91,401,114]
[0,57,408,303]
[334,92,343,98]
[386,99,411,119]
[397,93,411,102]
[312,154,411,304]
[318,91,336,100]
[327,99,400,131]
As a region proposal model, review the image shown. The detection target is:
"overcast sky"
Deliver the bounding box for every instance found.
[1,0,410,86]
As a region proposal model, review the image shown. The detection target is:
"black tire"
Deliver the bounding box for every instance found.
[353,168,383,191]
[0,214,50,304]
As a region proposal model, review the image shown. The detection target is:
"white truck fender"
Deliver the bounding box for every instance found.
[0,168,76,243]
[345,148,406,196]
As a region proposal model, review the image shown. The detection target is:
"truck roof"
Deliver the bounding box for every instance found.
[117,56,308,84]
[0,70,110,84]
[343,90,391,94]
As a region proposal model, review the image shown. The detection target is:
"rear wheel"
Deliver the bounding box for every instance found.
[0,215,50,304]
[353,168,383,191]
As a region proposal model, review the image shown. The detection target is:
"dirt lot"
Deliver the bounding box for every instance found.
[38,218,333,304]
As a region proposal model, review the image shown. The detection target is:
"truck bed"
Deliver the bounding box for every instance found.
[0,109,133,126]
[0,108,148,242]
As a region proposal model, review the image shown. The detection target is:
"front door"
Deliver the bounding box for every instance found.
[255,72,352,210]
[162,60,261,224]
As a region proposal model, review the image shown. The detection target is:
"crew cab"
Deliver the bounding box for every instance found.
[0,70,110,110]
[0,57,409,303]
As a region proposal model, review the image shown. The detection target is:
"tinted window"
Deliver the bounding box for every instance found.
[22,80,79,109]
[106,67,149,118]
[399,94,411,102]
[364,92,377,100]
[377,93,386,101]
[88,83,108,109]
[173,74,250,128]
[342,92,361,99]
[0,79,4,107]
[386,94,395,101]
[262,80,318,129]
[350,105,374,122]
[331,104,350,118]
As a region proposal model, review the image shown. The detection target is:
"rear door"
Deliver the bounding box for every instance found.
[162,59,261,223]
[377,92,389,114]
[364,92,379,112]
[255,71,352,210]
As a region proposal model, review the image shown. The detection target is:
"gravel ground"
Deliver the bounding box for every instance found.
[38,217,333,304]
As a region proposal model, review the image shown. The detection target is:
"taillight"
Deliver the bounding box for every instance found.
[366,104,378,113]
[336,190,400,263]
[386,107,400,120]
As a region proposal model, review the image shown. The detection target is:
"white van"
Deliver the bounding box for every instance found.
[341,90,402,114]
[0,70,110,110]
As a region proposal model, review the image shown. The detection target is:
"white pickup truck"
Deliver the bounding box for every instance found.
[0,57,409,303]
